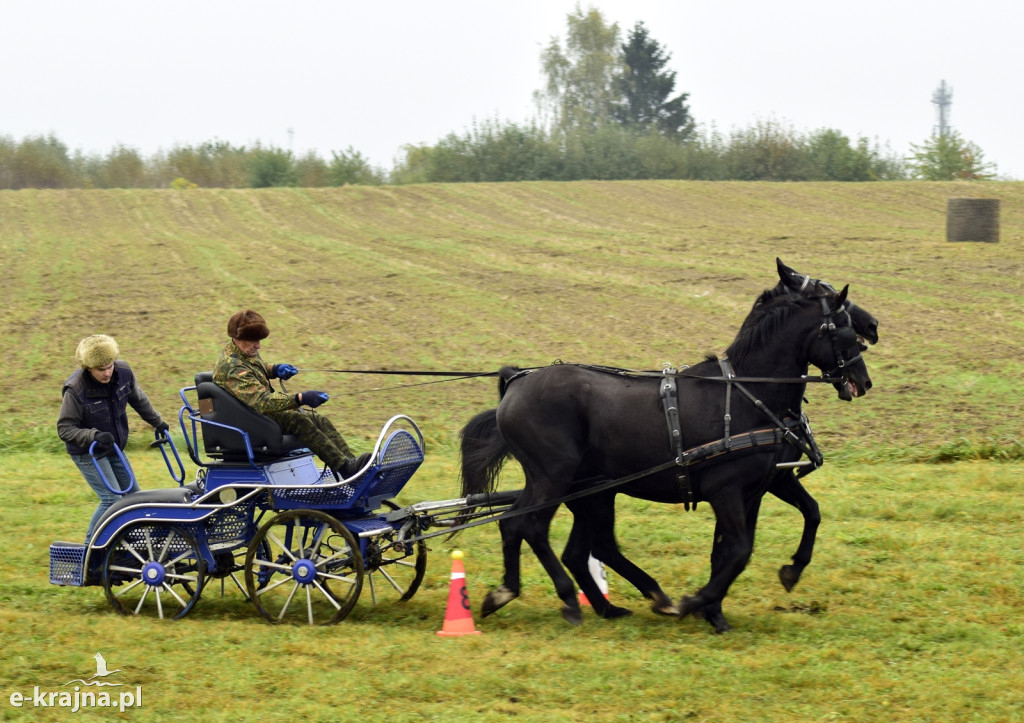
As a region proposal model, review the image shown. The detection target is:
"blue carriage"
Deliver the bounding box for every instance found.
[49,372,428,624]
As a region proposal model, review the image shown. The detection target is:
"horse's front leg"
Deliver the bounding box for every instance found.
[679,492,754,633]
[767,470,821,592]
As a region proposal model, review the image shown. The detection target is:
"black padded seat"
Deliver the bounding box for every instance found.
[194,372,305,462]
[94,487,193,532]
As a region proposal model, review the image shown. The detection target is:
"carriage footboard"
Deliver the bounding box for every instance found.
[49,542,87,586]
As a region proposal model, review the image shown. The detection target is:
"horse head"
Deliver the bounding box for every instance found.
[776,258,879,345]
[805,283,873,401]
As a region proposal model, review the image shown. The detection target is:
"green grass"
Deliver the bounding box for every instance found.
[3,454,1022,721]
[2,181,1023,720]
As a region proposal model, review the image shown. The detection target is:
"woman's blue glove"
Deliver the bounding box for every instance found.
[273,364,299,380]
[298,391,328,408]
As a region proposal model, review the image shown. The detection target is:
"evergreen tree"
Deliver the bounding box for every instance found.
[613,21,693,138]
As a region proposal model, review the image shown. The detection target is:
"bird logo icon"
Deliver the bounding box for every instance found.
[90,654,121,680]
[63,653,124,687]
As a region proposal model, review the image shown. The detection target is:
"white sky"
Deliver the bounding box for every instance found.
[3,0,1022,178]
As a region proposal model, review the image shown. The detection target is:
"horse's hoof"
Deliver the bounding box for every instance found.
[652,602,679,616]
[648,592,678,616]
[481,585,517,618]
[778,565,801,593]
[561,604,583,626]
[700,605,732,633]
[710,616,733,634]
[601,604,633,619]
[678,595,703,619]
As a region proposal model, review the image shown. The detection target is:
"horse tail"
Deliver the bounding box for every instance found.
[497,365,522,399]
[459,408,513,497]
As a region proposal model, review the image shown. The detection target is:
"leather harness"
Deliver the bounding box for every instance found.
[659,359,823,511]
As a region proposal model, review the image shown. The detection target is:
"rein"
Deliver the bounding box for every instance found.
[297,369,499,377]
[294,368,503,394]
[504,362,843,387]
[294,363,843,387]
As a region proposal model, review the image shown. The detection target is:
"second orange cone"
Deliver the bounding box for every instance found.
[437,549,481,636]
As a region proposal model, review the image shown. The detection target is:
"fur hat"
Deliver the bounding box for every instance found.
[75,335,120,369]
[228,310,270,341]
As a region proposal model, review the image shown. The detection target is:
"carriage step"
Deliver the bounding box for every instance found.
[343,518,394,538]
[49,542,87,587]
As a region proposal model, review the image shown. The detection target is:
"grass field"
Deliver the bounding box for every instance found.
[1,181,1022,721]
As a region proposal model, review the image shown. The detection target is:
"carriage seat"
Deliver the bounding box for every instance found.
[194,372,306,462]
[92,487,194,538]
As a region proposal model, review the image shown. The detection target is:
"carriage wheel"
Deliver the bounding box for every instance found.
[205,539,271,601]
[102,524,205,620]
[365,535,427,605]
[244,510,364,625]
[367,500,428,603]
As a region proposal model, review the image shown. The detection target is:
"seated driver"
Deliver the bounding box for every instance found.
[213,310,370,479]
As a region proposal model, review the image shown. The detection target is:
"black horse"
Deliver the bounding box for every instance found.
[460,260,876,633]
[552,259,879,625]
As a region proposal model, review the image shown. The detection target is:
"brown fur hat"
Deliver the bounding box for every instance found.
[75,335,120,369]
[227,310,270,341]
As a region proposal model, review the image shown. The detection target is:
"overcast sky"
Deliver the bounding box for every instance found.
[3,1,1022,178]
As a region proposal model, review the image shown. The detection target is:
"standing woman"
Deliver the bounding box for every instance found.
[57,335,170,542]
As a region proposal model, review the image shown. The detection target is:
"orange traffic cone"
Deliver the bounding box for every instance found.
[577,554,610,606]
[437,550,481,636]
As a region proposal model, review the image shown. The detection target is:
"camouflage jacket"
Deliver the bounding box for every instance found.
[213,340,298,415]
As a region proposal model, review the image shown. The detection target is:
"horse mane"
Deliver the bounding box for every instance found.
[725,286,802,364]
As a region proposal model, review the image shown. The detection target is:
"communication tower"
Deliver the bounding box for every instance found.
[932,80,953,137]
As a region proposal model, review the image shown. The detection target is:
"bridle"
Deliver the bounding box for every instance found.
[790,271,867,336]
[813,293,864,381]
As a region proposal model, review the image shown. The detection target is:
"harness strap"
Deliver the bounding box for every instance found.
[728,379,823,468]
[659,370,684,462]
[719,358,735,447]
[660,367,695,510]
[681,424,800,468]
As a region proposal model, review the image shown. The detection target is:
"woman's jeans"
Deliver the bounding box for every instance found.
[71,453,140,542]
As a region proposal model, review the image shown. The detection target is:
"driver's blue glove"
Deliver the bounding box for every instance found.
[298,391,328,408]
[273,364,298,380]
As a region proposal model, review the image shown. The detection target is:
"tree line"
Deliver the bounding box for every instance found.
[0,135,384,190]
[0,8,996,189]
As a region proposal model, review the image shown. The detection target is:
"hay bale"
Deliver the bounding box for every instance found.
[947,198,999,243]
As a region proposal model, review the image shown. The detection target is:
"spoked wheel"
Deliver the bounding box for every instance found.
[207,539,270,601]
[102,524,205,620]
[365,535,427,605]
[244,510,364,625]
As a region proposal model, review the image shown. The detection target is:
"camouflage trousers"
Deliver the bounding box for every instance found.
[266,409,353,470]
